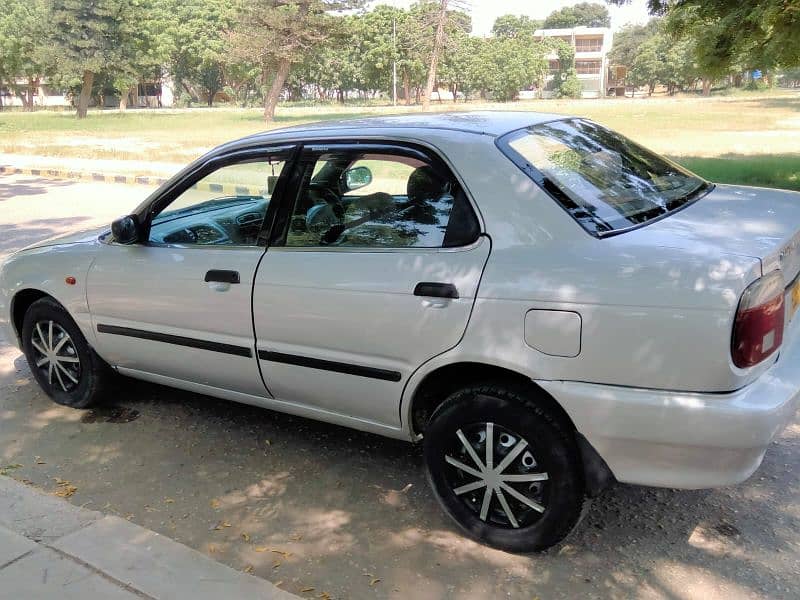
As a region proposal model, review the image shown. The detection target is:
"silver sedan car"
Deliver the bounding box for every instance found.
[2,112,799,552]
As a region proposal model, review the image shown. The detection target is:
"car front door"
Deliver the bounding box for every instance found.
[87,146,295,397]
[252,142,490,428]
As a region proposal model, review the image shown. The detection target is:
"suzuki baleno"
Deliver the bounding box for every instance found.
[2,112,799,552]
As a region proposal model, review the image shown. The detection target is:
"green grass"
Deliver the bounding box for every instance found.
[1,90,799,190]
[675,154,800,191]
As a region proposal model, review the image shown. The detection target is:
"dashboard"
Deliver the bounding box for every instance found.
[149,197,269,246]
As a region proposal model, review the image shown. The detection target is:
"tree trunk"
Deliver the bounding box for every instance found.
[403,73,411,106]
[422,0,448,111]
[76,70,94,119]
[25,80,36,111]
[264,57,291,122]
[702,78,712,96]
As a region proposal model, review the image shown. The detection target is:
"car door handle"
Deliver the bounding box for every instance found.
[205,270,240,284]
[414,282,459,299]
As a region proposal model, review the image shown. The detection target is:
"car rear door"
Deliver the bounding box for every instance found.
[252,142,489,428]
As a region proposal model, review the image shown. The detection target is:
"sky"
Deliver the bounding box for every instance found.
[378,0,652,35]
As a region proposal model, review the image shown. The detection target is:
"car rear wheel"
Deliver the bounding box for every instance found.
[423,382,585,552]
[21,297,110,409]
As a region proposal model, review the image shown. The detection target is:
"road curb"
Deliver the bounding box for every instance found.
[0,165,268,196]
[0,165,169,188]
[0,476,298,599]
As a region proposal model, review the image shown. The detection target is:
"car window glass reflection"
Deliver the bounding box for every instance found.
[285,152,457,249]
[150,157,288,246]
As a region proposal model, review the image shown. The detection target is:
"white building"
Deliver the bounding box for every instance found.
[0,79,174,109]
[532,26,614,99]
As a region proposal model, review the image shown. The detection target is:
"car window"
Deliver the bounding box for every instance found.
[498,118,711,236]
[285,149,478,249]
[150,155,290,246]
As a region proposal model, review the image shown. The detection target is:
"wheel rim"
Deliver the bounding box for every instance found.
[30,320,82,393]
[444,422,549,529]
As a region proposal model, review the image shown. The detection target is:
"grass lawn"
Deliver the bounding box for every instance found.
[0,90,798,190]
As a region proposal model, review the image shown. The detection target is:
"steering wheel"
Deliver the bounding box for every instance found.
[181,227,198,243]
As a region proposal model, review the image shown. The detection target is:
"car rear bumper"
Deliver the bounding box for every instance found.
[537,329,800,490]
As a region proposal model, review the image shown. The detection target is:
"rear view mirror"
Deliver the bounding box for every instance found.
[111,214,141,245]
[341,166,372,192]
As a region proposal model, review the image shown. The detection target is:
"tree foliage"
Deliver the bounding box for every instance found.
[608,0,800,74]
[45,0,150,117]
[491,14,541,39]
[544,2,610,29]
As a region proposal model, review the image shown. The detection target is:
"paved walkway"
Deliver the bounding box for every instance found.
[0,476,297,599]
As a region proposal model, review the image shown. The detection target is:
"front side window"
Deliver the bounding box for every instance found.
[150,152,290,246]
[284,148,478,249]
[499,119,710,236]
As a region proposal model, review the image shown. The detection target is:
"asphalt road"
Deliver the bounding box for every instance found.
[1,173,799,599]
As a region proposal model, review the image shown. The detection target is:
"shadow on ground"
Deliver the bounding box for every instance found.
[1,346,797,599]
[0,175,75,201]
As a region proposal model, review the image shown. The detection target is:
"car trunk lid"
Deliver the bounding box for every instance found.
[627,184,800,285]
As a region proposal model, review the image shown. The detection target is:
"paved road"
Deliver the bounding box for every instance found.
[1,174,799,599]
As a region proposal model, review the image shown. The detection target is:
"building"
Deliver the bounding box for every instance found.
[532,26,614,99]
[0,78,175,109]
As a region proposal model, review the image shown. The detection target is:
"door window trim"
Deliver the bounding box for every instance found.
[267,140,482,250]
[134,144,299,247]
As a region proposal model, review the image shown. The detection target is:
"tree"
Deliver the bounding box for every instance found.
[608,0,800,80]
[608,20,660,69]
[45,0,147,118]
[491,14,541,39]
[419,0,469,110]
[229,1,362,122]
[0,0,49,111]
[543,2,610,29]
[470,36,548,101]
[550,40,582,98]
[158,0,232,107]
[613,19,698,96]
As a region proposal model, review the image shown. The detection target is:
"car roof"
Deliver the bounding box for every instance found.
[252,111,570,140]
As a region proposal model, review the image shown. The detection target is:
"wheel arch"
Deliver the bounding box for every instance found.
[10,288,52,344]
[405,360,615,497]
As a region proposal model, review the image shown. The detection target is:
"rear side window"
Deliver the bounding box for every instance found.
[284,147,479,249]
[497,118,711,236]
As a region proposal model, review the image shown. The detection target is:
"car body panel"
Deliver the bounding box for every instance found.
[86,241,269,397]
[253,238,490,427]
[0,241,100,349]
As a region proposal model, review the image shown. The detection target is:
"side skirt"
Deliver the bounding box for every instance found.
[115,367,411,441]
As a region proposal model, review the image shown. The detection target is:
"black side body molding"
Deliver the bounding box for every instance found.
[258,350,401,382]
[96,324,252,358]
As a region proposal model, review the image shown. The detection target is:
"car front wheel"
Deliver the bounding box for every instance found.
[21,297,110,409]
[423,382,585,552]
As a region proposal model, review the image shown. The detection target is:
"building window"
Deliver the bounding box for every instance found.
[575,38,603,52]
[548,60,560,73]
[576,60,602,75]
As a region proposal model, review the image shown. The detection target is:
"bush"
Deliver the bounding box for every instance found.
[745,78,769,91]
[556,69,583,99]
[177,91,194,108]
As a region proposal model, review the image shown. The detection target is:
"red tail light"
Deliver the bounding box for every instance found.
[732,270,785,368]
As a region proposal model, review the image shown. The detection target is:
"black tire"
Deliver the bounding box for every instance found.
[423,382,585,553]
[21,297,110,409]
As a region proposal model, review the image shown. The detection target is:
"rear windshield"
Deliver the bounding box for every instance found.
[498,118,710,236]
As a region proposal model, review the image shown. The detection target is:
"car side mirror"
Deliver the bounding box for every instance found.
[111,214,141,245]
[341,166,372,192]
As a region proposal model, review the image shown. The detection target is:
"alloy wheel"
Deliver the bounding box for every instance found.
[30,320,82,392]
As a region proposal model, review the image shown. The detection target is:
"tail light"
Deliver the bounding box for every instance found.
[732,270,785,368]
